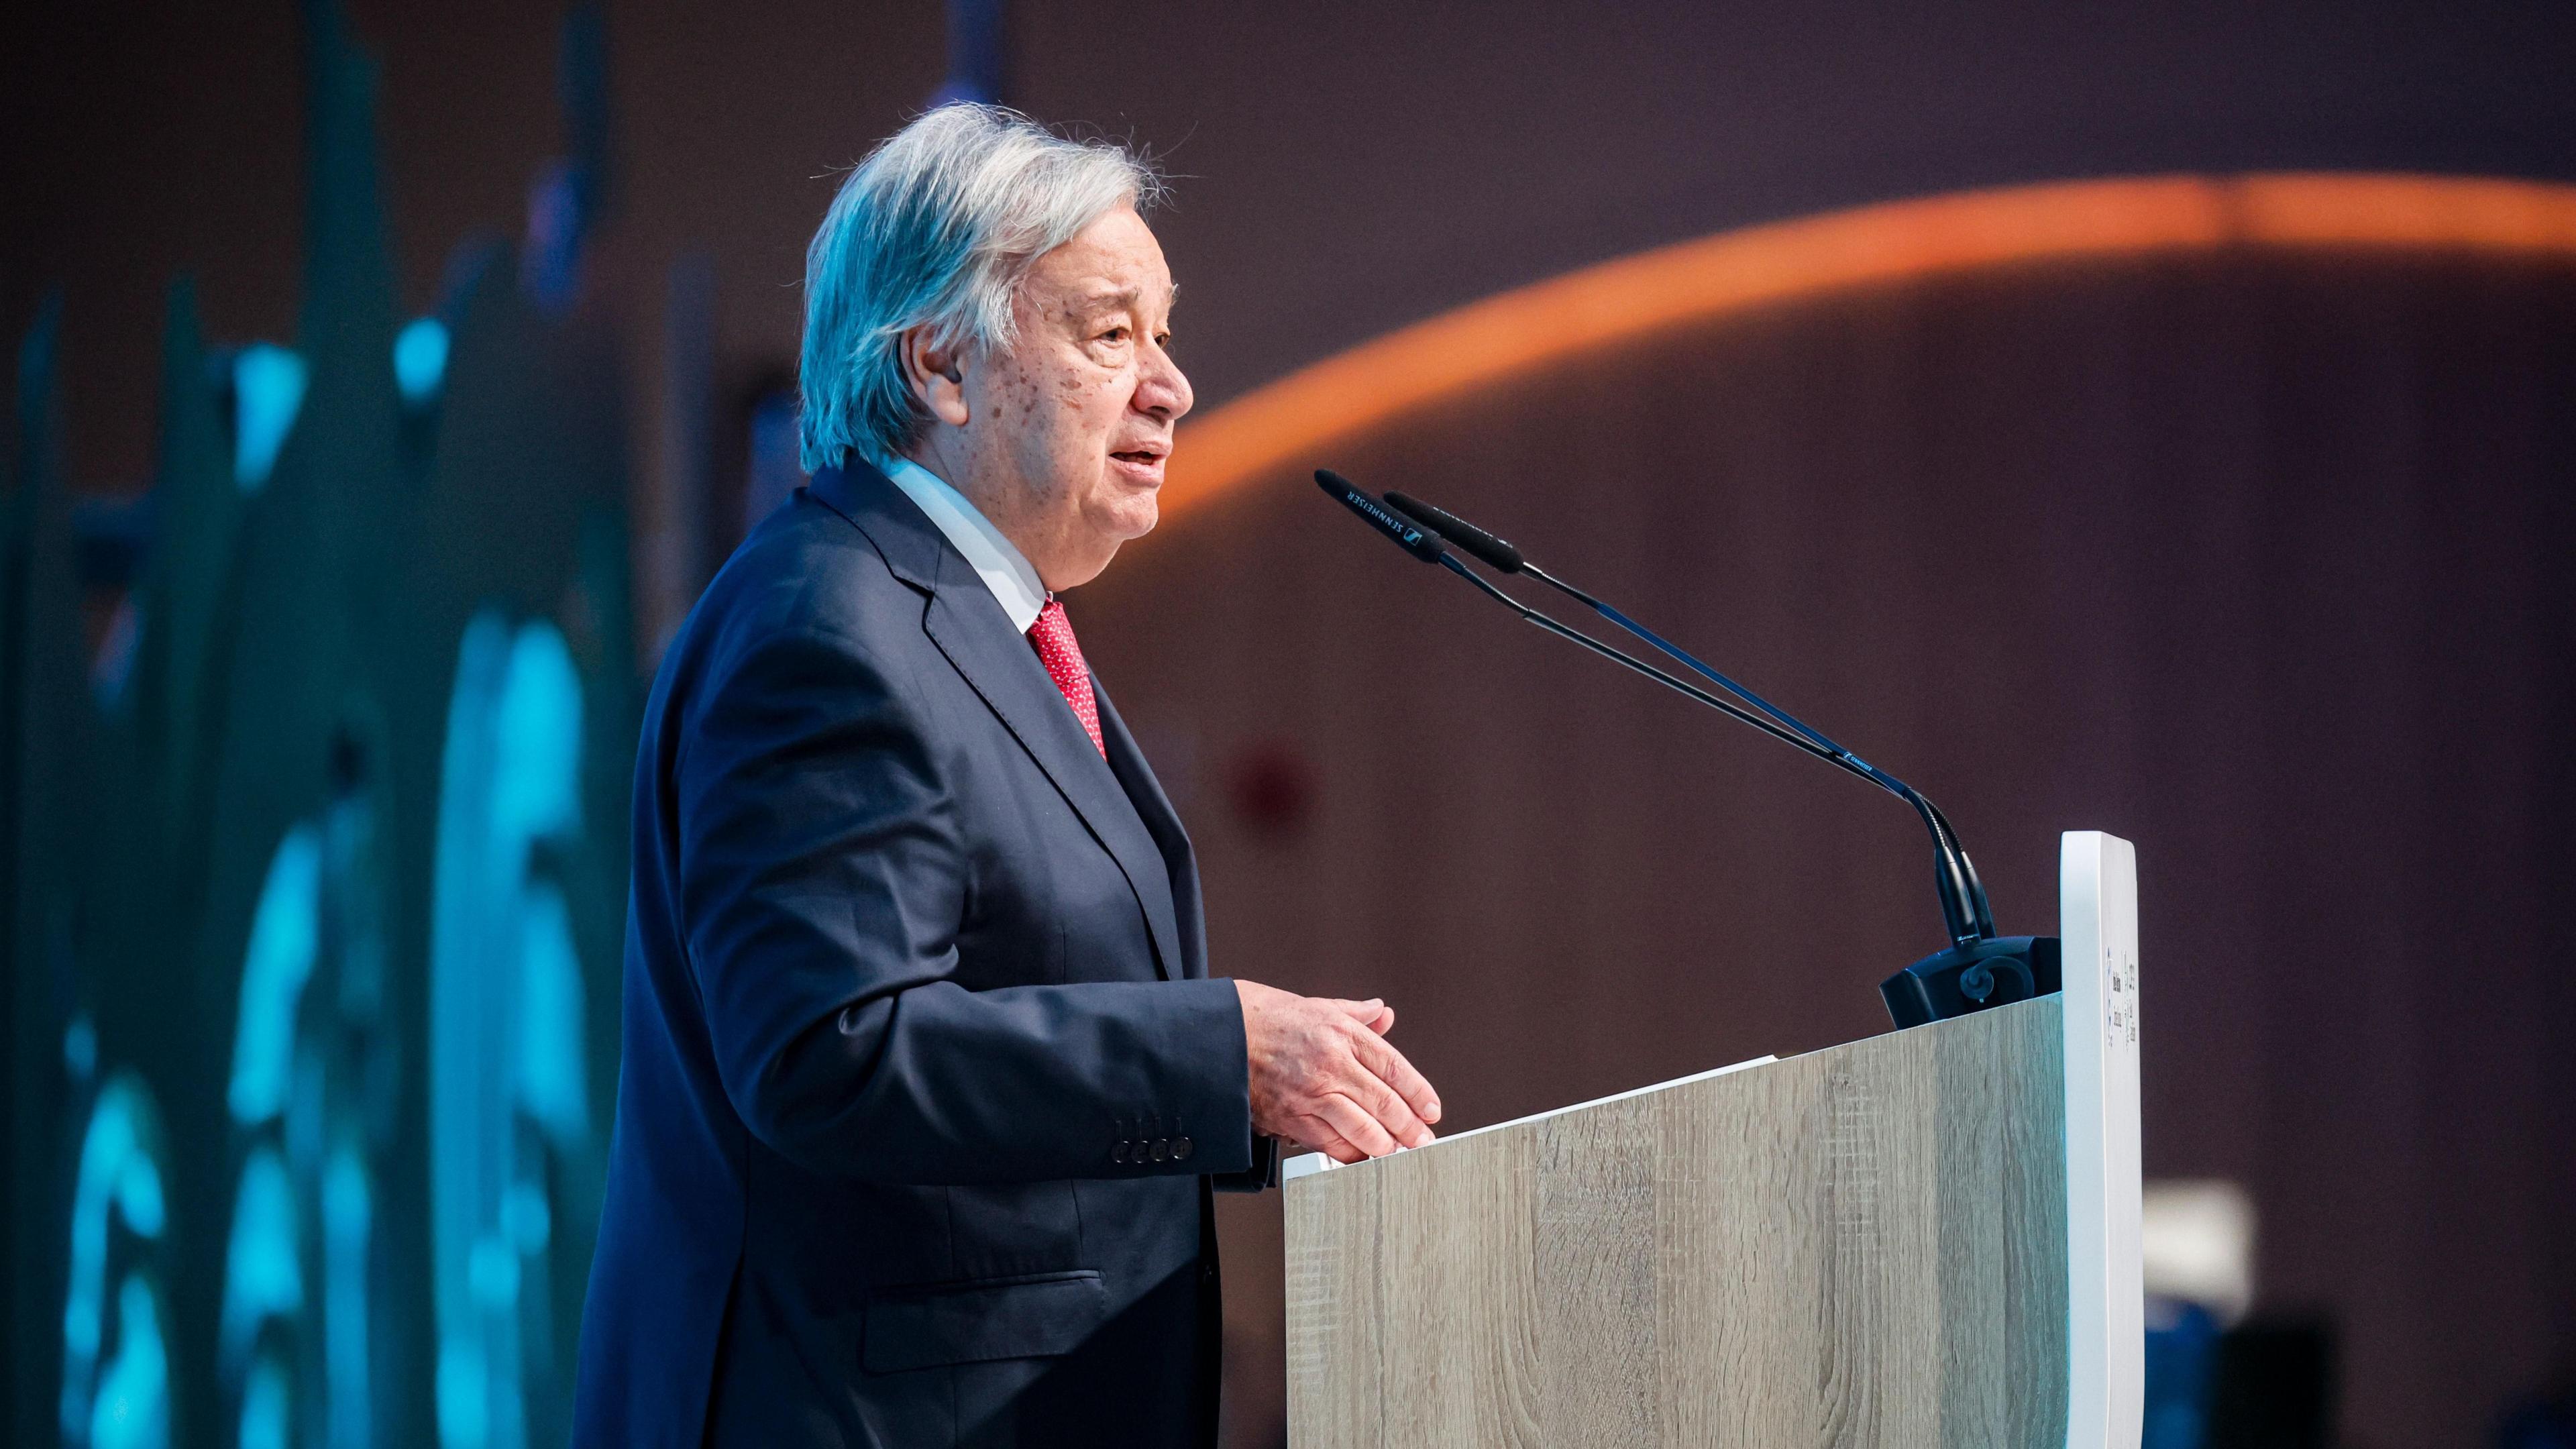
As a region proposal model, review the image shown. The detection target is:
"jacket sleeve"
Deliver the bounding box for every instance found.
[674,619,1253,1185]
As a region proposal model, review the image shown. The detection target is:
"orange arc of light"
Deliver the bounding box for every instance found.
[1159,172,2576,515]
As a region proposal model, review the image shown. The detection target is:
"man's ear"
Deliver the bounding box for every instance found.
[899,327,971,429]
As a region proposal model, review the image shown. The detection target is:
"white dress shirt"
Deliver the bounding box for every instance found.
[875,453,1049,633]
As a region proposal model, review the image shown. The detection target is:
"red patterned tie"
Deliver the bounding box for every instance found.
[1027,599,1106,757]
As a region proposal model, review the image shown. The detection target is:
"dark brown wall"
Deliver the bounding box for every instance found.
[12,0,2576,490]
[1077,248,2576,1446]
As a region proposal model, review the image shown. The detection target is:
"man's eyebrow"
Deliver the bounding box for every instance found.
[1069,282,1180,315]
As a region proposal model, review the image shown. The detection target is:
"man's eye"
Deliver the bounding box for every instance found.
[1154,333,1173,350]
[1099,327,1130,343]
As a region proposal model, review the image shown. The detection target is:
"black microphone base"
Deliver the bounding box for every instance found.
[1880,935,2062,1029]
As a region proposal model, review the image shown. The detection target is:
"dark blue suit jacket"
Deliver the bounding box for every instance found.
[574,461,1256,1448]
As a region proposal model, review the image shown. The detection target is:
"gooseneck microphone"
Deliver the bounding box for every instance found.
[1320,470,2057,1028]
[1389,494,1833,751]
[1383,488,1991,941]
[1315,474,1871,772]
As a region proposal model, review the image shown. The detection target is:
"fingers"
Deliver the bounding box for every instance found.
[1311,1092,1400,1159]
[1340,1050,1435,1148]
[1290,1118,1368,1165]
[1329,997,1393,1034]
[1307,1003,1440,1147]
[1349,1026,1442,1130]
[1305,1010,1434,1149]
[1295,1076,1430,1159]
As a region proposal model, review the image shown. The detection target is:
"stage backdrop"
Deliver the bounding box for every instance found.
[4,11,633,1448]
[1074,179,2576,1446]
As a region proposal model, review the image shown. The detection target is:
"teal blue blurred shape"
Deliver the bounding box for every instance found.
[430,611,592,1449]
[65,1013,98,1081]
[230,343,307,490]
[517,883,590,1140]
[435,1336,486,1449]
[89,1276,171,1449]
[217,1146,303,1373]
[62,1074,170,1443]
[497,621,584,840]
[238,1358,288,1449]
[227,826,322,1125]
[322,1149,376,1442]
[395,317,450,404]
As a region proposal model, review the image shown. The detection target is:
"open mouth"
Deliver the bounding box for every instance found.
[1110,445,1168,474]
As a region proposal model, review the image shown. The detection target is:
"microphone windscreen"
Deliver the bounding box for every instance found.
[1385,491,1524,572]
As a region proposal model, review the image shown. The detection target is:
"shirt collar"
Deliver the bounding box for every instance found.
[874,453,1049,633]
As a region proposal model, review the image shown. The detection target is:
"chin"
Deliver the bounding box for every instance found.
[1093,491,1160,542]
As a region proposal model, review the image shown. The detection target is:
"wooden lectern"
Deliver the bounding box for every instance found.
[1281,831,2142,1448]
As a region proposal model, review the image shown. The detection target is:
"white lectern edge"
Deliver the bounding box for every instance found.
[2059,828,2145,1449]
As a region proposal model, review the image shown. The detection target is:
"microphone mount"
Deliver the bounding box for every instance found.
[1319,470,2057,1028]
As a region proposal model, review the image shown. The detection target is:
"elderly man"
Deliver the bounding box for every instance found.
[574,105,1442,1448]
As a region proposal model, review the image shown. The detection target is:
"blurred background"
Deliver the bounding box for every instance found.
[7,1,2575,1446]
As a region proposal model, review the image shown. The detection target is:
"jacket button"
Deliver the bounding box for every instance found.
[1112,1141,1130,1163]
[1173,1136,1193,1161]
[1151,1138,1170,1162]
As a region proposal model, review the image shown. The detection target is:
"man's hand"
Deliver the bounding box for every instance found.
[1234,979,1442,1164]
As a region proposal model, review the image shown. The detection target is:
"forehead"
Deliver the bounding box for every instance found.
[1026,208,1176,311]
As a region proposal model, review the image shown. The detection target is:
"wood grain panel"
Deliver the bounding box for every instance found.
[1658,1051,1823,1446]
[1284,999,2068,1448]
[1285,1157,1382,1446]
[1816,1030,1945,1448]
[1535,1095,1662,1448]
[1375,1128,1542,1446]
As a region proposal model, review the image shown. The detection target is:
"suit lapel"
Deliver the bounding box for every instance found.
[1096,683,1208,980]
[811,462,1187,982]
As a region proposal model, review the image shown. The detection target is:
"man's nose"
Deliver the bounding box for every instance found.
[1136,343,1193,422]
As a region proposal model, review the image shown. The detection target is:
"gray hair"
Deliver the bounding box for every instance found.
[798,104,1163,473]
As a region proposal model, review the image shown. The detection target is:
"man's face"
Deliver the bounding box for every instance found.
[952,205,1193,590]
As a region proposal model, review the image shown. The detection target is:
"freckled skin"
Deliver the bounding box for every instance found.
[900,206,1193,591]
